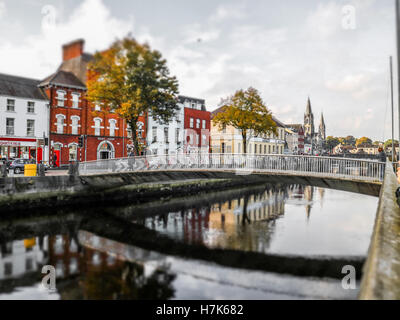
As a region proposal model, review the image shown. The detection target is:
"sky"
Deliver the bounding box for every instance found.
[0,0,397,141]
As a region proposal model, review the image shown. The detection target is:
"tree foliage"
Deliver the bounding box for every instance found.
[356,137,372,146]
[212,87,277,154]
[326,136,340,151]
[87,36,179,155]
[384,139,399,149]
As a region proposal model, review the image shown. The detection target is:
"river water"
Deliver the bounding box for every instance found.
[0,184,378,300]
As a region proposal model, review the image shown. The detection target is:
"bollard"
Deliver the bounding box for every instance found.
[37,163,45,177]
[0,164,7,178]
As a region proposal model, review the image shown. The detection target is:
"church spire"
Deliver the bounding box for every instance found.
[305,96,312,115]
[320,112,325,127]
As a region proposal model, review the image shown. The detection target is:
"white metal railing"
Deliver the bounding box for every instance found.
[78,153,386,182]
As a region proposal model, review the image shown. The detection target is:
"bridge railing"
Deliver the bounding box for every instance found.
[78,153,385,182]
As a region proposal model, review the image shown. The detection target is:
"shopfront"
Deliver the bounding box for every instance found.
[0,138,38,160]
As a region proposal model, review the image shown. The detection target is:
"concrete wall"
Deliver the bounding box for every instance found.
[359,162,400,299]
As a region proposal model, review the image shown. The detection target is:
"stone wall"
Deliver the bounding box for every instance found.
[359,162,400,299]
[0,170,381,215]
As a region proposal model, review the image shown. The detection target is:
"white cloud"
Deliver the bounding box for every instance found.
[325,74,370,92]
[210,3,246,22]
[0,2,5,18]
[306,2,342,39]
[182,24,220,44]
[0,0,134,79]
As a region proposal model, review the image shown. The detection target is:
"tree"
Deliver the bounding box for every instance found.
[326,136,340,151]
[344,135,356,146]
[356,137,372,147]
[384,139,399,149]
[212,87,277,154]
[87,36,179,155]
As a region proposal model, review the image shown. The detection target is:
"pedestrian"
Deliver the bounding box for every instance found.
[378,147,386,180]
[53,153,58,168]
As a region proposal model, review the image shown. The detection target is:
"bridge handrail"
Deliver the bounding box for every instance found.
[77,153,385,182]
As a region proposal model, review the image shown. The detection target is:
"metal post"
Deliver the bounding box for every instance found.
[391,56,395,162]
[396,0,400,159]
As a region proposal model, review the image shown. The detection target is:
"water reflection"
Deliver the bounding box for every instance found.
[134,184,377,256]
[0,184,378,300]
[0,230,359,300]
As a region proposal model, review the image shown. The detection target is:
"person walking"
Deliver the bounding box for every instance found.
[378,147,387,180]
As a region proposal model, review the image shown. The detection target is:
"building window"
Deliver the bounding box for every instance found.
[152,127,157,143]
[6,99,15,112]
[6,118,14,135]
[164,127,169,143]
[196,119,200,129]
[27,101,35,113]
[56,115,65,134]
[27,120,35,137]
[196,134,199,146]
[176,128,180,143]
[202,120,206,129]
[264,145,267,154]
[202,134,207,146]
[94,103,101,111]
[71,93,79,108]
[94,118,102,136]
[69,144,78,161]
[71,116,80,135]
[57,90,66,107]
[190,118,194,128]
[254,144,257,154]
[238,143,241,153]
[109,119,117,137]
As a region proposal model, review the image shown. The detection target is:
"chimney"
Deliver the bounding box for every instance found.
[62,39,84,61]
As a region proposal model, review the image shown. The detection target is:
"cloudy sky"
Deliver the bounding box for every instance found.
[0,0,397,140]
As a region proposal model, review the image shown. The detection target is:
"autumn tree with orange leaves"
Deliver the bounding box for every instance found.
[213,87,277,154]
[87,36,179,155]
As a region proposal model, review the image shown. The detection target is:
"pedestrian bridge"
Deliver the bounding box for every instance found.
[79,153,385,184]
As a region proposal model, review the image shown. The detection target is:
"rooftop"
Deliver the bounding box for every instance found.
[0,73,48,100]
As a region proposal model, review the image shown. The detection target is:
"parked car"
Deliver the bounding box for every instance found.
[8,158,35,174]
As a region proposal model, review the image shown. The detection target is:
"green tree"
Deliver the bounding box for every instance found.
[344,135,356,146]
[87,36,179,155]
[384,139,399,149]
[212,87,277,154]
[356,137,372,146]
[326,136,340,151]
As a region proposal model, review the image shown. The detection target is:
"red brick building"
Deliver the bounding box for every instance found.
[180,96,211,153]
[39,39,145,166]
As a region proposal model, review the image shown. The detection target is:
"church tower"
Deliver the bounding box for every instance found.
[304,97,314,140]
[318,113,326,141]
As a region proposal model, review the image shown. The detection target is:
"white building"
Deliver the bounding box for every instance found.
[0,238,47,281]
[0,73,49,162]
[147,103,184,156]
[146,95,210,155]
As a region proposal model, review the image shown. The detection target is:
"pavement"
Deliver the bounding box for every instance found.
[7,170,68,177]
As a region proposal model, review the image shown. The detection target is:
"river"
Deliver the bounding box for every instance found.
[0,183,378,300]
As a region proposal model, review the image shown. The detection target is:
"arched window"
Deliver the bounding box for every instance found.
[56,114,66,134]
[93,118,103,136]
[108,119,117,137]
[71,116,80,135]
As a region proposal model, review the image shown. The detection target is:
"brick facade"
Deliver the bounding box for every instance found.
[40,40,133,166]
